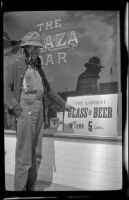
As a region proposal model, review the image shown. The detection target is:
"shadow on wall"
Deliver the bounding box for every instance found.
[37,136,55,191]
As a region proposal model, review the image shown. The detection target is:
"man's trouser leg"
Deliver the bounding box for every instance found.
[36,123,44,170]
[14,100,43,191]
[26,102,44,191]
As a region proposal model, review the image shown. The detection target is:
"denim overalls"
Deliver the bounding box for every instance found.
[14,65,44,191]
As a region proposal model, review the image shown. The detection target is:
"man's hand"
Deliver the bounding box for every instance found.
[12,104,23,118]
[65,104,75,112]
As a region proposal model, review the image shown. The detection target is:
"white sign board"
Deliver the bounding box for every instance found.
[64,94,118,136]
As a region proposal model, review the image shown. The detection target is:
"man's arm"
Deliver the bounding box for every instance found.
[41,67,73,112]
[4,63,23,117]
[48,88,66,110]
[40,67,65,109]
[48,88,74,112]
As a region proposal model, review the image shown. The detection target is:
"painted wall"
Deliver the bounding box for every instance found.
[5,135,122,190]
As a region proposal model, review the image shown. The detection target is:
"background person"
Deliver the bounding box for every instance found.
[76,56,104,95]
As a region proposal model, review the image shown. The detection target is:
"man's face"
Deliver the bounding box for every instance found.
[25,45,40,61]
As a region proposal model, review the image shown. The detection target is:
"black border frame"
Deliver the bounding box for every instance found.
[1,0,128,199]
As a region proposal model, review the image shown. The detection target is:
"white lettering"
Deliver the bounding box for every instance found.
[55,19,62,28]
[67,31,79,46]
[44,35,54,49]
[46,21,53,30]
[45,54,54,65]
[57,52,67,63]
[41,31,79,51]
[36,23,44,32]
[55,32,67,48]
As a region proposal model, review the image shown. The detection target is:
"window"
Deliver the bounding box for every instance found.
[4,11,122,136]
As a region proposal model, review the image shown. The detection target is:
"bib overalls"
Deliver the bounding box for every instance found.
[14,65,44,191]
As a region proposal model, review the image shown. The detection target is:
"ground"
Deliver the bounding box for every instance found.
[5,174,82,191]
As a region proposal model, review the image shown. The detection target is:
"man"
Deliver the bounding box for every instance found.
[4,31,71,191]
[76,56,104,95]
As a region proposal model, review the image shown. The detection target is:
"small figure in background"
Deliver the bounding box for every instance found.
[76,56,104,95]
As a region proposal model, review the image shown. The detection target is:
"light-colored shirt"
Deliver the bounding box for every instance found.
[21,65,43,101]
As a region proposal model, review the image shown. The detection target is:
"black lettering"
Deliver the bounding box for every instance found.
[88,121,92,132]
[108,107,112,118]
[72,108,76,118]
[103,107,108,118]
[76,108,80,118]
[80,108,87,118]
[80,108,84,118]
[68,107,91,118]
[79,124,81,129]
[75,123,84,129]
[93,107,98,118]
[93,107,112,118]
[99,107,103,118]
[68,111,72,118]
[79,124,83,129]
[84,108,88,118]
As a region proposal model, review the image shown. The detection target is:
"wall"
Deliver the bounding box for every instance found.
[5,136,16,175]
[4,135,122,190]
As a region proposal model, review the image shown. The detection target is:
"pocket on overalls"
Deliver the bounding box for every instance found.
[16,101,26,121]
[20,100,32,118]
[16,108,24,120]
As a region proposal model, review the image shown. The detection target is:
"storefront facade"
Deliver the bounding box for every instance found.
[4,11,122,190]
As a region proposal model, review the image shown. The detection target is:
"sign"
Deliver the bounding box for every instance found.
[64,94,118,136]
[36,18,79,66]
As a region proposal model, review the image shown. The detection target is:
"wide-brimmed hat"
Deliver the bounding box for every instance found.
[20,31,43,48]
[85,56,104,68]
